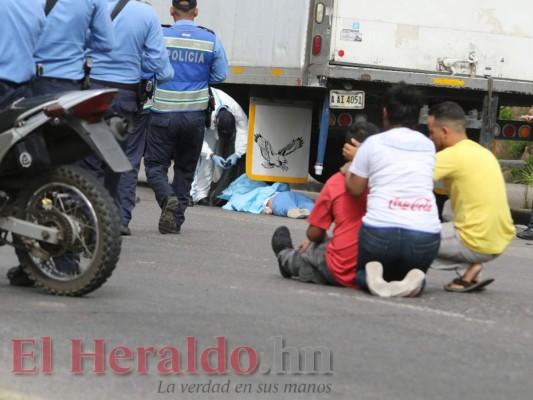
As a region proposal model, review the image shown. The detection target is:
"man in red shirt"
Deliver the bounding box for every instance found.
[271,122,377,287]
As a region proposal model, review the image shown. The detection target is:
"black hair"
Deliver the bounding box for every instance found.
[383,82,424,130]
[428,101,466,124]
[345,121,379,144]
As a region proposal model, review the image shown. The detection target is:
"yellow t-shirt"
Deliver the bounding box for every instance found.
[434,139,515,254]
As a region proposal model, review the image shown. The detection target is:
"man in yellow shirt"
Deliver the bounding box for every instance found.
[427,101,515,292]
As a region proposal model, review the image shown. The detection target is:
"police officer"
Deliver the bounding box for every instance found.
[82,0,174,236]
[116,89,154,235]
[0,0,46,109]
[32,0,114,95]
[144,0,228,234]
[1,0,45,288]
[5,0,115,287]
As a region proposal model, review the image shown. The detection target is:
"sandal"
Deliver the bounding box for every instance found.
[444,277,495,293]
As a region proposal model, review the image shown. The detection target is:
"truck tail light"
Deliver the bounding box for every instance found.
[312,35,322,56]
[519,125,531,138]
[315,3,325,24]
[502,124,515,138]
[338,113,353,127]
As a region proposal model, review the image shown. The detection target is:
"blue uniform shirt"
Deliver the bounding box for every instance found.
[171,20,228,84]
[34,0,114,80]
[151,20,227,113]
[0,0,46,83]
[193,21,228,84]
[88,0,173,85]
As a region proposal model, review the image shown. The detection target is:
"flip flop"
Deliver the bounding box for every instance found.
[444,278,495,293]
[470,278,494,292]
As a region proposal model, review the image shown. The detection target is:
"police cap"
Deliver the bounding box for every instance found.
[172,0,197,10]
[217,108,236,139]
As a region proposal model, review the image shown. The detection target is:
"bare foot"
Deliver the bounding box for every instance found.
[445,263,484,291]
[462,263,483,283]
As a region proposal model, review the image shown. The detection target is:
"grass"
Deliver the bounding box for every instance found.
[519,166,533,208]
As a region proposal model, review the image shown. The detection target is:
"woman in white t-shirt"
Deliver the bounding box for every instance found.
[345,82,441,297]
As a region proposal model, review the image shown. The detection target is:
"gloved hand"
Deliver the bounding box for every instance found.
[212,155,229,169]
[225,153,240,168]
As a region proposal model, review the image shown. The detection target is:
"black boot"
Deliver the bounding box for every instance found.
[517,227,533,240]
[158,196,180,234]
[271,226,294,278]
[7,266,34,287]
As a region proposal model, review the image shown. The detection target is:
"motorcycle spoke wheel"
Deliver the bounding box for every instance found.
[13,166,121,296]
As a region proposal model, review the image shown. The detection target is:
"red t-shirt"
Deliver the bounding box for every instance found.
[307,172,367,288]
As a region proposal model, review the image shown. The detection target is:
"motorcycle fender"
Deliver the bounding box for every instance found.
[79,121,132,173]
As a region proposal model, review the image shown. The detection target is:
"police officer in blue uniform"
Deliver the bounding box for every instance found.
[0,0,46,109]
[32,0,114,95]
[82,0,174,236]
[144,0,228,234]
[6,0,115,287]
[116,87,154,235]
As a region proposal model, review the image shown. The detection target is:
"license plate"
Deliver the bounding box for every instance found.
[329,90,365,109]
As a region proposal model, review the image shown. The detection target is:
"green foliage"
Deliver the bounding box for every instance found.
[520,166,533,187]
[509,167,524,182]
[499,106,531,120]
[506,141,528,159]
[499,106,514,120]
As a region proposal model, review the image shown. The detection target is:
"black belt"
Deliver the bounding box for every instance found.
[38,76,81,85]
[0,79,29,88]
[90,79,139,92]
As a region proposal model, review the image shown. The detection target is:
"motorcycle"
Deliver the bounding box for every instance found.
[0,89,131,296]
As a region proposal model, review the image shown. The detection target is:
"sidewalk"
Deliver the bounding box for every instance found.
[506,182,532,225]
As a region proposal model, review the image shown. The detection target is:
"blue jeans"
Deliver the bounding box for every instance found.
[271,192,315,217]
[355,225,440,289]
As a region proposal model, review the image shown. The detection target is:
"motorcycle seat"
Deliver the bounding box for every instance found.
[0,94,59,133]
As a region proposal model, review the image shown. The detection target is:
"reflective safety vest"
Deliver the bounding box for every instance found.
[152,24,216,113]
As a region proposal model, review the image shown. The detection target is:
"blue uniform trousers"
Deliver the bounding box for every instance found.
[79,85,138,219]
[144,110,205,227]
[117,108,150,226]
[0,81,31,110]
[23,77,84,274]
[32,76,82,95]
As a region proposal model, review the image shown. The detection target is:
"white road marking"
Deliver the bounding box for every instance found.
[296,289,495,325]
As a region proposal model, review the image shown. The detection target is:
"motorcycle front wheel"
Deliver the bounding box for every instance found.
[13,165,121,296]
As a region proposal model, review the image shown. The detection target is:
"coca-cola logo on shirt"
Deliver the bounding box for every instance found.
[388,197,433,212]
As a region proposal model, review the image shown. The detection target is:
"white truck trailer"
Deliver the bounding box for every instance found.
[151,0,533,183]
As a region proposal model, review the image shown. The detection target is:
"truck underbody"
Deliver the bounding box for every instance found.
[151,0,533,183]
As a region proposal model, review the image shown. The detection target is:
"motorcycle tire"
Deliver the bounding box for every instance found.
[13,165,121,296]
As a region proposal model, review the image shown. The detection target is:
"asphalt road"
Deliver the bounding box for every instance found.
[1,185,533,400]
